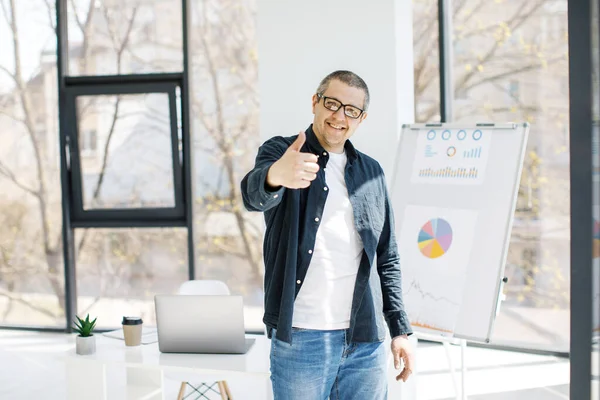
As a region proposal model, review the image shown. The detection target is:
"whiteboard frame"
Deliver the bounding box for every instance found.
[390,122,530,343]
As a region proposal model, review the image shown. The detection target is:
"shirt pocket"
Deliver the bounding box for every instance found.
[357,193,385,236]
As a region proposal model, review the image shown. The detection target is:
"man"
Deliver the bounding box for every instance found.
[240,70,414,399]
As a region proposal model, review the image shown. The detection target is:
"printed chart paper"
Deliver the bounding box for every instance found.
[411,128,492,185]
[400,205,479,336]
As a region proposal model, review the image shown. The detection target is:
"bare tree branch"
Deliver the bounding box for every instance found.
[0,107,26,125]
[0,161,38,196]
[461,56,564,93]
[0,0,11,28]
[68,0,85,33]
[78,297,102,316]
[43,0,56,31]
[90,97,120,205]
[76,4,139,255]
[413,5,437,47]
[0,64,18,86]
[197,0,262,285]
[0,289,58,319]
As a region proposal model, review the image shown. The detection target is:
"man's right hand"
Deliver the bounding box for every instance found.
[266,131,320,189]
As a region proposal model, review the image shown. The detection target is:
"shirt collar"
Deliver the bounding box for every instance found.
[305,124,359,164]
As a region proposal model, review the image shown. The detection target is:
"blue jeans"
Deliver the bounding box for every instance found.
[270,328,388,400]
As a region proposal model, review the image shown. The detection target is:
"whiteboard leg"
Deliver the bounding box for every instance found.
[460,339,467,400]
[442,342,460,400]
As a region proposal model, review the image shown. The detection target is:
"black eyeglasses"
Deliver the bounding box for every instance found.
[317,93,365,119]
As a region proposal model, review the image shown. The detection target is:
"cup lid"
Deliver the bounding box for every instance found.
[122,316,143,325]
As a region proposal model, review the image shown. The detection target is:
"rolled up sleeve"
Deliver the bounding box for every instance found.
[241,137,288,212]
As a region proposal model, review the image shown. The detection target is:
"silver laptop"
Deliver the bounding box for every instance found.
[154,294,255,354]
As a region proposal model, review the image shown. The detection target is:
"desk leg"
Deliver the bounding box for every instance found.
[66,358,107,400]
[126,367,164,400]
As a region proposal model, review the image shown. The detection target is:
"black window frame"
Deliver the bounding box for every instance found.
[65,79,186,227]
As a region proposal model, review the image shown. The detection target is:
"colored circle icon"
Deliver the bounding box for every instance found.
[457,130,467,140]
[418,218,453,259]
[427,130,436,140]
[446,146,456,157]
[472,130,482,140]
[442,130,451,140]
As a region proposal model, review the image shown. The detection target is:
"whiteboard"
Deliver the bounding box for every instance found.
[390,123,529,343]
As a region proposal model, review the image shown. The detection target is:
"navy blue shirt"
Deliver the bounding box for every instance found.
[240,125,412,344]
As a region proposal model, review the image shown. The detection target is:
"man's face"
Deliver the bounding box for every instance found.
[311,79,367,153]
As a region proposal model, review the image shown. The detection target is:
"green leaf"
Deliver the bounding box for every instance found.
[73,314,97,337]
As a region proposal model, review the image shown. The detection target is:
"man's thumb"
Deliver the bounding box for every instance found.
[289,131,306,152]
[393,352,401,369]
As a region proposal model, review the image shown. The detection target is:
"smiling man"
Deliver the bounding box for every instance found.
[241,70,414,399]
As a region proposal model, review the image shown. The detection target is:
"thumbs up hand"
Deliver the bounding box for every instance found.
[266,131,320,189]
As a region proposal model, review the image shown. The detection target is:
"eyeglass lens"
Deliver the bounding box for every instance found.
[322,97,362,119]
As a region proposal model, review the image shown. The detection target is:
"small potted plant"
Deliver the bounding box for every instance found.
[74,314,97,355]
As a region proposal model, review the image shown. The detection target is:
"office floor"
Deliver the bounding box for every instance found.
[0,330,570,400]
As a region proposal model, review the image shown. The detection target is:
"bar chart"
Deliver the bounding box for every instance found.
[463,146,482,158]
[418,167,479,179]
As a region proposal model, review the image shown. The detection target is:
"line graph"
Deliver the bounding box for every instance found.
[399,205,479,336]
[404,278,460,306]
[403,276,463,334]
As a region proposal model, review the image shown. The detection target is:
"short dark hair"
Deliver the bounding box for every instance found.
[315,70,370,111]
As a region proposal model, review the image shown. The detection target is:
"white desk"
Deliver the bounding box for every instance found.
[64,334,272,400]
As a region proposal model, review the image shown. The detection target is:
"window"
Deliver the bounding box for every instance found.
[80,130,97,156]
[0,0,64,328]
[75,94,176,210]
[189,0,263,330]
[451,1,569,352]
[413,0,441,122]
[67,0,182,76]
[75,228,188,329]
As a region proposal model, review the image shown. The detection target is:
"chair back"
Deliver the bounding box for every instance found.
[177,279,231,296]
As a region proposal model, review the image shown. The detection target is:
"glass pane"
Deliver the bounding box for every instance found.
[190,0,264,332]
[0,1,65,327]
[451,1,569,351]
[413,0,441,122]
[75,228,187,329]
[76,93,176,209]
[67,0,182,76]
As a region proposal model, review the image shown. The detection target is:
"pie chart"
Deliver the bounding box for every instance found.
[418,218,453,259]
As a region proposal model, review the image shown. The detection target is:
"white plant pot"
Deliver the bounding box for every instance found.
[76,335,96,355]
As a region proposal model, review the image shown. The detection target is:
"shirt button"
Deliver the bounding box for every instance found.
[273,194,279,199]
[324,187,328,191]
[259,202,263,206]
[297,280,301,284]
[308,250,313,254]
[315,217,319,222]
[323,151,327,156]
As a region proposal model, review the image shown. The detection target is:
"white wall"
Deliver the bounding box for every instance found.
[256,0,415,176]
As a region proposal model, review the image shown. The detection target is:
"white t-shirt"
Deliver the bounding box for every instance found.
[292,150,364,330]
